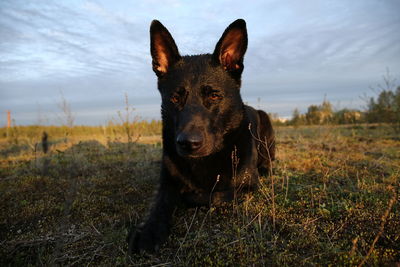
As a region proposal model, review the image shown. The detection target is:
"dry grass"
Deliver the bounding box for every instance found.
[0,124,399,266]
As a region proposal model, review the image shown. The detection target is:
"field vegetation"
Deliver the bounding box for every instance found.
[1,121,399,266]
[273,70,400,129]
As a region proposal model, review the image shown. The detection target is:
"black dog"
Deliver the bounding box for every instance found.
[128,19,275,254]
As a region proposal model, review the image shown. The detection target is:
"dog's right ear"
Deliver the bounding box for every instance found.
[212,19,248,77]
[150,20,181,77]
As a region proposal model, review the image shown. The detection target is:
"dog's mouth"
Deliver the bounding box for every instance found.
[176,145,212,158]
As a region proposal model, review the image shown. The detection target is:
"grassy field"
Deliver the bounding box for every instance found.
[0,124,399,266]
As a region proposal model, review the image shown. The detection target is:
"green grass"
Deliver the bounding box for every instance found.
[0,124,399,266]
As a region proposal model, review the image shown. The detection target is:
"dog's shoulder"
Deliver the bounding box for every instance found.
[244,105,275,163]
[243,105,261,134]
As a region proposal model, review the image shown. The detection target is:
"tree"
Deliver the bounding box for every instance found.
[291,108,305,126]
[366,69,399,124]
[334,109,362,124]
[319,100,333,123]
[306,105,321,125]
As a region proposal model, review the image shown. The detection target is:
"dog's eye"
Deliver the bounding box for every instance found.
[171,95,180,104]
[209,92,222,101]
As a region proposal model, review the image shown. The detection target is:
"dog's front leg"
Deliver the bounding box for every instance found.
[128,168,179,254]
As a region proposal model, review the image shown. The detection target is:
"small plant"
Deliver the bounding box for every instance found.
[57,91,75,128]
[6,119,20,145]
[116,93,140,146]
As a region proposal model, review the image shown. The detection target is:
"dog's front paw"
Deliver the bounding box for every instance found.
[127,222,169,254]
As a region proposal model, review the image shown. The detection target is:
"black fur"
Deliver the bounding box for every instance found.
[128,19,275,254]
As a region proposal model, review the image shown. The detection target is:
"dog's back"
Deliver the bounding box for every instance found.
[256,108,275,172]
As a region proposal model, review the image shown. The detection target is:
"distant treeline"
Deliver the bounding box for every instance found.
[3,84,400,142]
[2,73,399,138]
[271,85,400,127]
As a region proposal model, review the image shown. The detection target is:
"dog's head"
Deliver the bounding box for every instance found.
[150,19,248,158]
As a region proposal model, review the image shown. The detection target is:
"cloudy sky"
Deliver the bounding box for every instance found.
[1,0,399,125]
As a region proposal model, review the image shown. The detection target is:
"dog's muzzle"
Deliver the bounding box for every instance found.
[176,132,204,156]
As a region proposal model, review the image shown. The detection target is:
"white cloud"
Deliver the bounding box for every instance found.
[0,0,399,125]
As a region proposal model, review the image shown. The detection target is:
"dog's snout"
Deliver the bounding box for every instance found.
[176,132,203,152]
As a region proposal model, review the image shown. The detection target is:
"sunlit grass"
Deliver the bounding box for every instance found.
[0,123,399,265]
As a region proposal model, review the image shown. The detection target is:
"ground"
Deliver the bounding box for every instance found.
[0,124,399,266]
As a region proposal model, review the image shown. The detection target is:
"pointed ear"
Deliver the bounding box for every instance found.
[150,20,181,77]
[212,19,248,74]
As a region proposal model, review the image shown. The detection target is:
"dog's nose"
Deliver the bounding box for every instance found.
[176,132,203,151]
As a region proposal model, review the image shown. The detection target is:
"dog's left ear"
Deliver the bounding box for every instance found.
[150,20,181,77]
[212,19,248,75]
